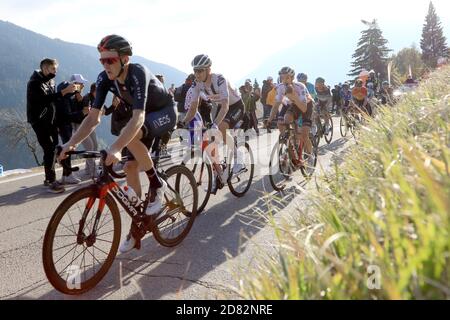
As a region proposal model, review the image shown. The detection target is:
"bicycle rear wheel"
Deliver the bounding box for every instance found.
[42,186,121,295]
[153,165,198,247]
[227,142,254,197]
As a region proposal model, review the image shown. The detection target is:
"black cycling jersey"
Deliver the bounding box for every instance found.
[93,63,173,113]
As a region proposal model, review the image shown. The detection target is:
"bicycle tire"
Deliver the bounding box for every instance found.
[153,165,198,247]
[227,142,254,198]
[191,162,212,214]
[325,117,334,144]
[269,140,290,191]
[340,115,348,137]
[42,186,121,295]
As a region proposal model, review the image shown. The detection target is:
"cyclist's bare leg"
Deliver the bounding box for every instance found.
[126,130,157,195]
[123,160,141,197]
[301,126,312,154]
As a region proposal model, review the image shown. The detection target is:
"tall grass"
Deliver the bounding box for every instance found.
[238,67,450,300]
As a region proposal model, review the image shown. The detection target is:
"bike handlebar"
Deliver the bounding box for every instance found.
[55,147,127,180]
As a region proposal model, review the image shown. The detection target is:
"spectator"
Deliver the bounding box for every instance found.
[174,74,196,122]
[156,74,165,84]
[404,75,416,84]
[80,82,99,178]
[26,58,76,193]
[264,83,278,130]
[168,83,176,96]
[380,81,394,106]
[366,70,379,93]
[261,76,274,123]
[331,84,342,114]
[240,80,261,135]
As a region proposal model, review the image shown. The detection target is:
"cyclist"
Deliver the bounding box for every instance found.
[267,67,313,158]
[182,54,245,192]
[297,73,317,101]
[340,82,352,113]
[58,34,177,253]
[315,77,333,135]
[351,79,369,115]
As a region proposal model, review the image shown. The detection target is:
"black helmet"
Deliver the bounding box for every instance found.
[97,34,133,56]
[278,66,295,77]
[192,54,212,69]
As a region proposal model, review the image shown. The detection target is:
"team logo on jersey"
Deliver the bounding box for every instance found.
[217,75,225,87]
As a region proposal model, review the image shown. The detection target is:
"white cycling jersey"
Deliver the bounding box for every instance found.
[275,82,308,106]
[184,87,208,112]
[190,73,241,106]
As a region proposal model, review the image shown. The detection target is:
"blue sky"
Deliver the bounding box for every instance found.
[1,0,449,85]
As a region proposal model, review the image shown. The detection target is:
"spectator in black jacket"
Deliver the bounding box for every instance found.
[26,58,77,193]
[174,74,196,121]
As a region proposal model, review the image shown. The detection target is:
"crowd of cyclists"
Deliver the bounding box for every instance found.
[32,33,422,294]
[41,34,402,255]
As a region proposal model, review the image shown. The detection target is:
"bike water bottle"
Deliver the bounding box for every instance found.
[0,164,3,177]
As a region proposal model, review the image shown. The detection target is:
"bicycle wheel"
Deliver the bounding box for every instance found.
[191,162,212,214]
[324,117,334,144]
[42,186,121,295]
[311,120,321,147]
[227,142,254,197]
[153,165,198,247]
[300,143,318,179]
[269,140,291,191]
[340,115,348,137]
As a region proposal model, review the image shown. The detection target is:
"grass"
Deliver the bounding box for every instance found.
[237,66,450,300]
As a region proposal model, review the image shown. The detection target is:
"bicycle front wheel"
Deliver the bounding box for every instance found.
[269,140,290,191]
[227,142,254,197]
[153,165,198,247]
[324,117,334,144]
[340,115,348,137]
[42,186,121,295]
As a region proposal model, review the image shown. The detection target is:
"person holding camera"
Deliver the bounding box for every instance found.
[27,58,78,193]
[55,74,90,184]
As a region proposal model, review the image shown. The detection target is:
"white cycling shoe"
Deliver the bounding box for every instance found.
[145,180,167,216]
[119,234,137,254]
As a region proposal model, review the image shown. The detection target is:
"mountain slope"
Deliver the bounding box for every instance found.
[0,20,187,170]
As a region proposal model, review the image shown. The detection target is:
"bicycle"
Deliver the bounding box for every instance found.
[268,123,318,191]
[177,124,254,214]
[311,104,334,147]
[42,148,198,295]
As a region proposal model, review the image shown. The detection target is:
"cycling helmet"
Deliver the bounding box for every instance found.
[315,77,325,84]
[297,73,308,82]
[191,54,212,69]
[97,35,133,56]
[278,67,295,77]
[343,82,350,88]
[382,81,389,86]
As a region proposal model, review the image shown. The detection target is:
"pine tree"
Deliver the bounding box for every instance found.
[348,19,392,80]
[420,2,449,68]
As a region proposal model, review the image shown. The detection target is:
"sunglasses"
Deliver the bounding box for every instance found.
[99,57,119,65]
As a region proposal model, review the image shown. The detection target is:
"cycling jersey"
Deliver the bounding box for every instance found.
[276,82,312,126]
[305,82,317,100]
[93,63,173,113]
[275,82,308,106]
[190,73,241,106]
[316,87,332,103]
[340,89,352,107]
[352,87,368,101]
[93,63,176,141]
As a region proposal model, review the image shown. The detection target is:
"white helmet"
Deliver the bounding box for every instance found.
[191,54,212,69]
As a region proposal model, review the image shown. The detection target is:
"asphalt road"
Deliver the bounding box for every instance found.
[0,116,353,300]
